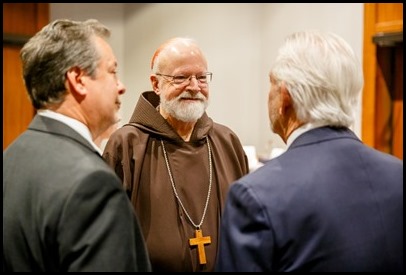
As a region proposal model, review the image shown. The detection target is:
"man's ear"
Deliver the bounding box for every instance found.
[280,82,293,114]
[66,67,87,96]
[150,74,160,95]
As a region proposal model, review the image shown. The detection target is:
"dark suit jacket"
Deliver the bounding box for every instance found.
[216,126,403,272]
[3,115,151,272]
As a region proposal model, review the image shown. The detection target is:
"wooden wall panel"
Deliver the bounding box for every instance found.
[374,47,392,154]
[362,3,378,147]
[375,3,403,33]
[3,47,34,149]
[391,45,403,159]
[4,3,37,35]
[362,3,403,160]
[3,3,49,150]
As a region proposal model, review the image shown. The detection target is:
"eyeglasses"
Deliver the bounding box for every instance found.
[155,72,213,86]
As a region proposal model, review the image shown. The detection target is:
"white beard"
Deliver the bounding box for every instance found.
[160,91,208,122]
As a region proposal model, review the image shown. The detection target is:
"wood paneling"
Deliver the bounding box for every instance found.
[362,3,378,147]
[375,3,403,33]
[3,3,49,150]
[3,47,34,149]
[362,3,403,160]
[391,44,403,159]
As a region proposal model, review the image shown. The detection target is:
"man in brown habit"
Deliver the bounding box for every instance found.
[102,37,249,272]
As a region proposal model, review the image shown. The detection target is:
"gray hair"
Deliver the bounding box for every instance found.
[270,30,364,127]
[20,19,111,109]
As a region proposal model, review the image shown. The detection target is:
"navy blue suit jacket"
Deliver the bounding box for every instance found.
[216,126,403,272]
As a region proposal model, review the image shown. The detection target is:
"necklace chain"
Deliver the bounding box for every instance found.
[161,137,212,229]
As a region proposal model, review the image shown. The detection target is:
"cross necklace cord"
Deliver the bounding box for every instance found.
[161,137,212,265]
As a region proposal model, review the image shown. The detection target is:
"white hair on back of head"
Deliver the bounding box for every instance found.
[270,30,364,127]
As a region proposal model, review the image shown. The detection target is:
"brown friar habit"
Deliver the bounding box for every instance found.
[103,91,249,272]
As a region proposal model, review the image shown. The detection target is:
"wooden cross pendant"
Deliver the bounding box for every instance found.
[189,229,211,265]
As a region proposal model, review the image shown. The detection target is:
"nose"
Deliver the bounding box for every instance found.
[189,75,198,81]
[186,75,200,89]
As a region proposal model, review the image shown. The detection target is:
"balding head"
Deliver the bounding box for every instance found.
[151,37,208,74]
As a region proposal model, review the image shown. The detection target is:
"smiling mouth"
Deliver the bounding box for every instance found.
[180,97,201,101]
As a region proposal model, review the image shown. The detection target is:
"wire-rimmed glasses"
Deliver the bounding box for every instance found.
[155,72,213,86]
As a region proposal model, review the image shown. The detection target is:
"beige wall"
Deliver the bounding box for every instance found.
[51,3,363,156]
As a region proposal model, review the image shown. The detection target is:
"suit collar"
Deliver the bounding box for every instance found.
[289,126,361,150]
[28,115,101,156]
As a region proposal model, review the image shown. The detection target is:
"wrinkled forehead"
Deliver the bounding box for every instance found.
[166,40,200,56]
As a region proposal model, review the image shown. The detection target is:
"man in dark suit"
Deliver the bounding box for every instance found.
[215,30,403,272]
[3,19,151,272]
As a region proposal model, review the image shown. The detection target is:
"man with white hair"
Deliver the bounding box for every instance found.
[103,37,249,272]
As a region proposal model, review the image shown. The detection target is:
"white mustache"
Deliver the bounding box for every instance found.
[178,91,206,100]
